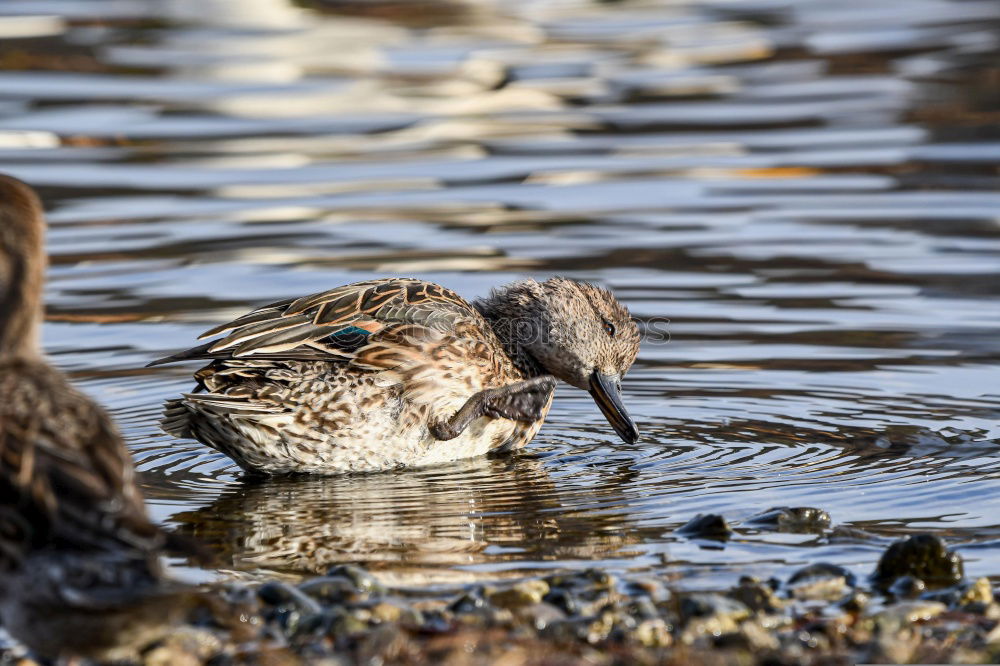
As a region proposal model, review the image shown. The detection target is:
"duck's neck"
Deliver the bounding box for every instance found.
[0,179,45,360]
[474,284,546,378]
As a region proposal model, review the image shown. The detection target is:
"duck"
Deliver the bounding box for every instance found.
[151,276,641,475]
[0,174,204,661]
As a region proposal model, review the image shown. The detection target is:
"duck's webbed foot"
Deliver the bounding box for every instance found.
[430,376,556,441]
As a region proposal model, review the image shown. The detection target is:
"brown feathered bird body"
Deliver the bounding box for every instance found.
[0,174,191,660]
[153,276,642,475]
[156,280,549,474]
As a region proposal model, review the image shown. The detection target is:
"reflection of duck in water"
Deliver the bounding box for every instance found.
[0,176,200,660]
[152,277,641,475]
[170,455,649,581]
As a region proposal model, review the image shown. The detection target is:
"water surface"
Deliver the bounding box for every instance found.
[1,0,999,590]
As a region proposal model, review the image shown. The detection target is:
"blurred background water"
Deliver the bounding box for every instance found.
[0,0,998,590]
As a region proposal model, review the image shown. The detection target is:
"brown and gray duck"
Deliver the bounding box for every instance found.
[152,275,642,475]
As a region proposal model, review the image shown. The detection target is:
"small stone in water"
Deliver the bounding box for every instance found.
[680,593,750,624]
[888,575,926,599]
[419,609,453,634]
[872,534,964,591]
[298,577,360,604]
[488,580,550,609]
[257,581,295,606]
[729,577,784,613]
[745,506,832,532]
[788,563,857,587]
[330,610,369,637]
[273,607,304,634]
[872,600,946,631]
[679,594,751,642]
[840,590,870,614]
[543,587,580,615]
[623,577,667,602]
[518,602,566,630]
[258,581,322,614]
[625,597,659,621]
[676,514,734,540]
[633,618,672,648]
[448,591,488,614]
[295,611,334,638]
[325,564,385,596]
[369,601,404,624]
[787,563,855,601]
[583,568,615,587]
[959,577,994,607]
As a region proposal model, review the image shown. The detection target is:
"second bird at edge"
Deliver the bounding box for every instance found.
[151,276,641,475]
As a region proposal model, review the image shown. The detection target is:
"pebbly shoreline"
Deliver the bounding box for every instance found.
[3,530,997,665]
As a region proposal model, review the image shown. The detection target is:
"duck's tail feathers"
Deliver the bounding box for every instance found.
[160,399,194,439]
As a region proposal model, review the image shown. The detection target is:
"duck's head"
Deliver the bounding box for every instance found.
[0,174,45,359]
[477,277,641,444]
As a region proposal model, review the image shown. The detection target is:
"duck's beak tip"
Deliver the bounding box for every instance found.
[621,422,640,445]
[588,370,640,445]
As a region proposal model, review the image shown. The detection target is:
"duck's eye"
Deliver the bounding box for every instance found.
[602,318,616,336]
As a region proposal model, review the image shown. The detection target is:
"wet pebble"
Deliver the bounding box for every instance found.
[542,569,617,614]
[487,579,550,609]
[257,581,295,606]
[888,575,926,600]
[787,563,855,601]
[517,602,566,630]
[633,618,672,648]
[676,513,734,540]
[729,576,784,613]
[542,587,581,615]
[421,610,453,634]
[959,577,994,607]
[714,619,779,651]
[545,568,615,590]
[369,601,405,624]
[680,593,750,623]
[873,534,964,591]
[624,597,659,621]
[679,593,750,642]
[839,590,871,615]
[622,577,668,602]
[258,581,322,614]
[325,565,386,596]
[298,577,361,604]
[745,506,832,532]
[334,609,373,637]
[448,590,489,615]
[871,600,946,631]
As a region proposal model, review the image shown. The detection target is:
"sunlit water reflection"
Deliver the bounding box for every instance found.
[2,0,999,590]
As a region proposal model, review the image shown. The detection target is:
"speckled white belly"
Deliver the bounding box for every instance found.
[201,385,523,475]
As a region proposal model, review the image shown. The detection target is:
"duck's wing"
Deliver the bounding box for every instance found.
[0,360,166,567]
[148,278,483,365]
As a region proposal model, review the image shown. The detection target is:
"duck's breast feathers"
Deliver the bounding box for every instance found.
[0,359,163,562]
[150,278,485,365]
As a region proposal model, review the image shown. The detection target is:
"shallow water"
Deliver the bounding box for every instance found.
[1,0,999,590]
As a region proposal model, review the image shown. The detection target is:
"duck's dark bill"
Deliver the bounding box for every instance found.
[588,371,640,444]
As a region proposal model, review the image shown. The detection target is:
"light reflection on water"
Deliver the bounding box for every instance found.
[2,0,999,589]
